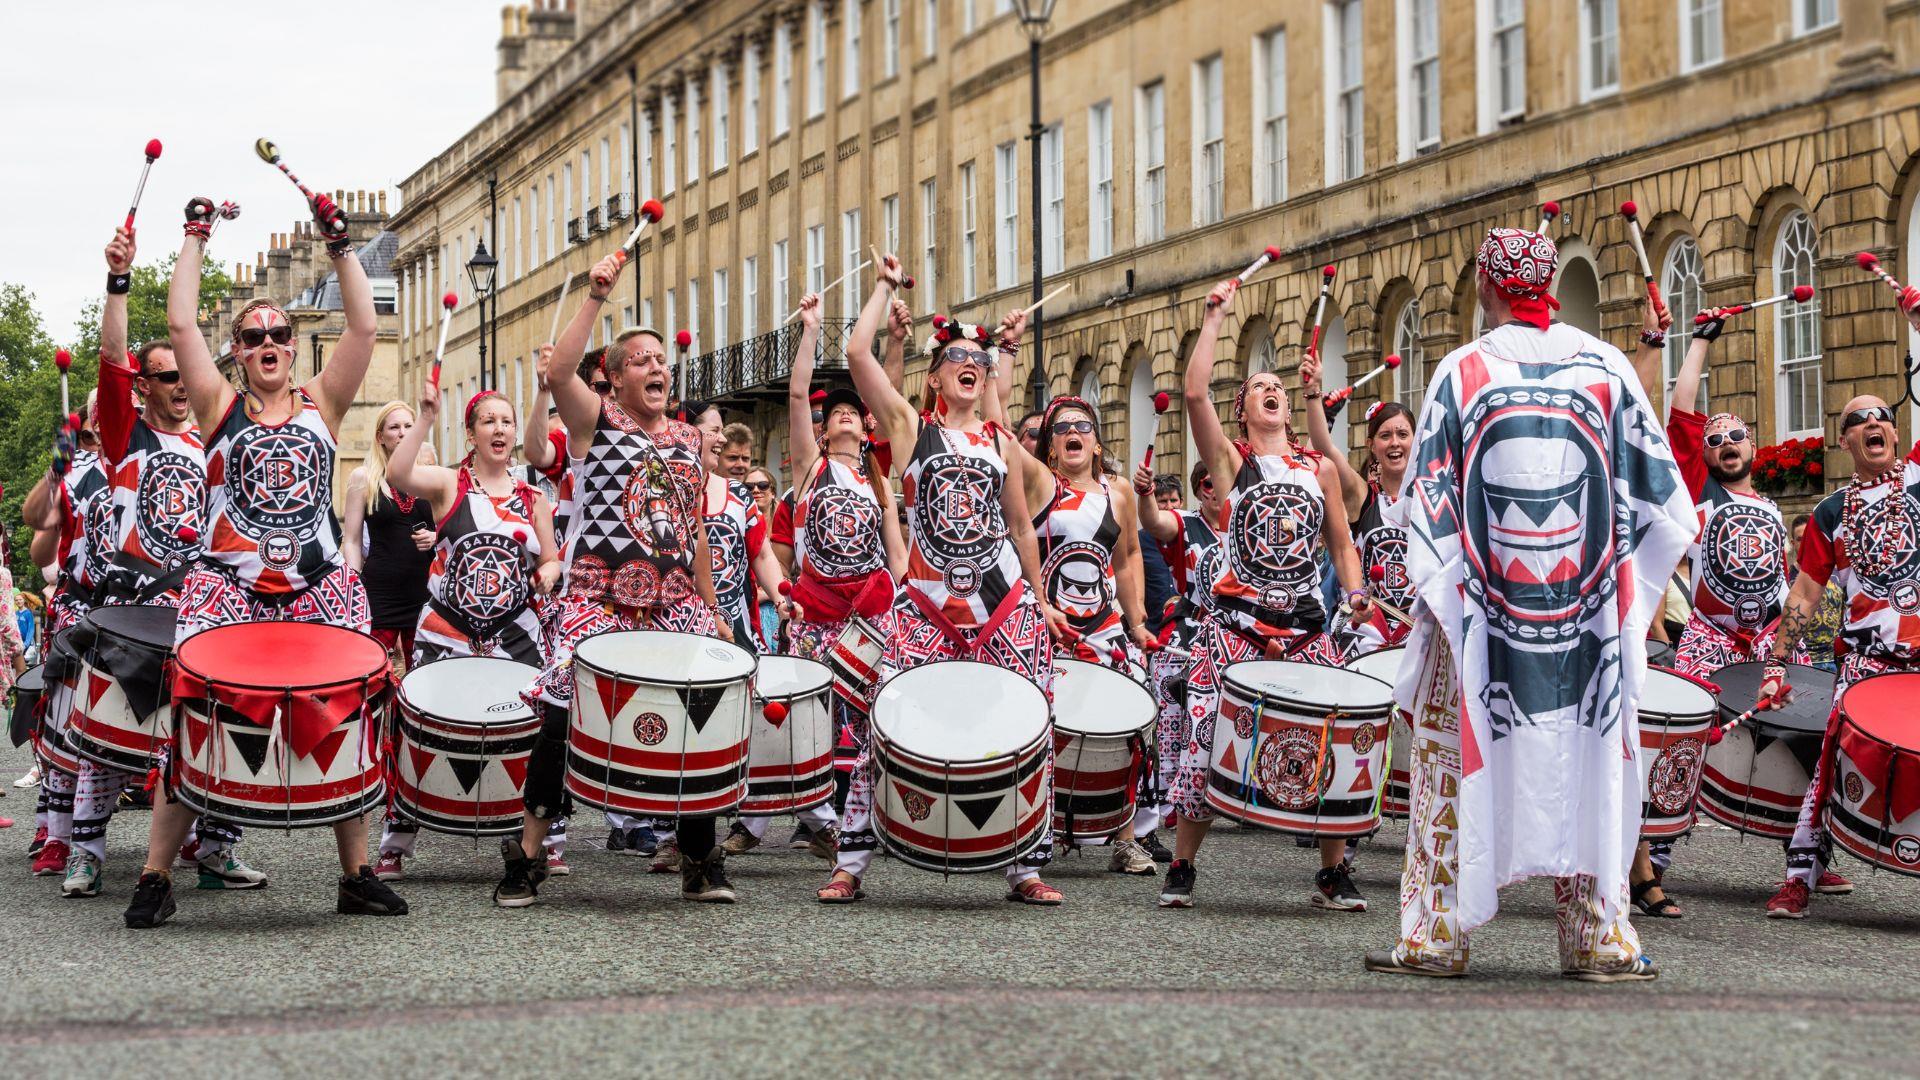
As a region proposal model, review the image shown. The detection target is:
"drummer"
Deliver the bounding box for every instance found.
[1134,459,1226,865]
[1019,393,1158,874]
[818,253,1067,906]
[502,250,736,909]
[124,190,408,929]
[1161,276,1371,913]
[64,225,263,899]
[371,387,560,882]
[1758,384,1920,918]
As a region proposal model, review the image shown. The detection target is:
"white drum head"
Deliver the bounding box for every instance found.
[1344,647,1404,687]
[402,657,537,724]
[575,631,756,686]
[1642,668,1716,720]
[1053,659,1155,737]
[873,660,1049,763]
[1225,660,1393,713]
[756,655,833,700]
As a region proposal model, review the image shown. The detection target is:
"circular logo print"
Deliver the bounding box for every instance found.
[1351,722,1377,757]
[804,485,884,576]
[569,554,609,598]
[225,423,329,540]
[259,529,300,571]
[1361,525,1413,607]
[911,453,1005,569]
[900,787,934,822]
[446,533,529,627]
[620,462,692,559]
[1255,727,1333,811]
[633,712,669,746]
[1647,737,1704,816]
[135,450,204,562]
[1894,835,1920,866]
[704,509,748,613]
[1893,580,1920,617]
[611,560,662,609]
[944,560,980,598]
[1227,481,1320,596]
[1701,502,1786,607]
[1043,540,1114,632]
[1843,771,1865,805]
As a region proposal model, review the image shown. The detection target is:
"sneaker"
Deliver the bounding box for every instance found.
[1814,870,1854,895]
[1159,859,1196,907]
[26,825,47,858]
[493,838,543,909]
[117,788,152,811]
[1766,879,1810,919]
[175,837,204,869]
[196,851,268,890]
[13,766,39,789]
[1564,954,1659,983]
[337,866,409,916]
[1313,864,1368,912]
[1108,839,1156,876]
[720,821,760,856]
[625,825,657,856]
[649,836,682,874]
[1363,950,1465,979]
[373,851,405,882]
[545,850,571,877]
[807,826,840,861]
[61,849,102,898]
[788,825,814,850]
[606,827,628,854]
[32,838,69,877]
[1139,831,1174,864]
[123,871,175,928]
[681,851,737,903]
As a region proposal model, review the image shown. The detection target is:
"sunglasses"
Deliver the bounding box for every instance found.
[1842,405,1895,432]
[1021,427,1041,442]
[140,369,182,385]
[939,347,993,369]
[1052,419,1095,436]
[591,380,613,395]
[1704,428,1749,448]
[239,325,294,349]
[746,481,773,492]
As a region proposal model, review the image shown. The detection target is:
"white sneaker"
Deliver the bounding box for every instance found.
[1108,839,1157,876]
[61,850,102,898]
[13,767,39,789]
[196,851,269,890]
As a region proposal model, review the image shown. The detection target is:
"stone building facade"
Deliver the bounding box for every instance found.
[389,0,1920,510]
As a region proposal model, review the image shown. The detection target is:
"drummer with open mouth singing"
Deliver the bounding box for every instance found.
[501,249,737,909]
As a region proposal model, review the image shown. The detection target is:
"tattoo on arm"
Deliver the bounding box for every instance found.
[1772,599,1813,661]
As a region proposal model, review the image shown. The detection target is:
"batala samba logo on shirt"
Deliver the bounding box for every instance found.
[1702,502,1784,625]
[227,424,328,568]
[913,452,1004,597]
[1227,481,1320,611]
[136,451,204,561]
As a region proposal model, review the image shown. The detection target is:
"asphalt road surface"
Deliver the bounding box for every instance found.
[0,739,1915,1079]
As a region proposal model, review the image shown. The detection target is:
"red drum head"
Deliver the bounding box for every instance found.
[1839,672,1920,747]
[176,622,390,690]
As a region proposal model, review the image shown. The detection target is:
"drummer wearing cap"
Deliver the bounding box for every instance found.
[501,250,736,909]
[1758,356,1920,916]
[817,252,1068,905]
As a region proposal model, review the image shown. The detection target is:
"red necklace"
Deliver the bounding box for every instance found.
[1841,466,1907,579]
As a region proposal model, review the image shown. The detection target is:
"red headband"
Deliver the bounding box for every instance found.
[465,390,510,427]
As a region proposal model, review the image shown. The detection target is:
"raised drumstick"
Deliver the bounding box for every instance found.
[1620,202,1662,309]
[614,198,667,261]
[1856,251,1907,299]
[1140,391,1172,469]
[54,348,71,416]
[1307,266,1337,354]
[1208,245,1284,307]
[1321,354,1402,417]
[1537,200,1560,236]
[1018,280,1074,319]
[254,138,344,233]
[870,246,916,292]
[785,260,873,324]
[432,291,458,388]
[125,139,162,229]
[1693,285,1815,323]
[547,270,573,347]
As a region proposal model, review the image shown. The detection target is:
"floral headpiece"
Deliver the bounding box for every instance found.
[924,315,1002,363]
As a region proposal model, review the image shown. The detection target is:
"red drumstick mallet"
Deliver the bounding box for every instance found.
[1537,200,1560,236]
[1307,265,1338,354]
[1139,391,1172,469]
[253,138,345,234]
[763,701,789,724]
[1856,251,1909,301]
[54,348,72,416]
[1693,285,1815,324]
[125,139,162,229]
[1621,202,1662,309]
[613,198,667,263]
[431,291,458,389]
[1209,245,1284,307]
[1321,354,1401,417]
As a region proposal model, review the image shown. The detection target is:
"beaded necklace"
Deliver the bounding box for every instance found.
[1841,465,1908,580]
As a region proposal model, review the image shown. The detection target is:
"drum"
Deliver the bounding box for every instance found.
[67,605,178,773]
[870,660,1051,873]
[1207,661,1394,837]
[1050,659,1155,840]
[827,615,888,713]
[741,655,837,816]
[1699,661,1835,839]
[1342,647,1409,818]
[1825,672,1920,877]
[1636,668,1717,839]
[389,657,542,836]
[34,630,85,777]
[567,631,756,817]
[9,664,46,749]
[1647,640,1676,669]
[170,622,391,828]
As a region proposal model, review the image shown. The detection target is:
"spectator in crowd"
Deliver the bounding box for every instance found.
[745,465,782,651]
[1016,410,1046,457]
[342,402,438,670]
[1789,513,1844,672]
[720,423,755,480]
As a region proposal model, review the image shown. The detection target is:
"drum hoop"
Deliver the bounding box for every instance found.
[573,629,756,690]
[398,657,537,727]
[874,715,1051,770]
[871,658,1051,756]
[754,656,835,702]
[1836,678,1917,753]
[1051,664,1157,739]
[82,606,178,650]
[1221,663,1394,717]
[174,625,390,693]
[398,693,536,731]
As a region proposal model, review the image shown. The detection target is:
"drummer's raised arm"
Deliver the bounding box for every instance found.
[847,257,916,450]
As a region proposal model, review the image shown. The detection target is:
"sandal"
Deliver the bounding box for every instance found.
[1005,878,1064,905]
[1631,879,1683,919]
[816,872,865,904]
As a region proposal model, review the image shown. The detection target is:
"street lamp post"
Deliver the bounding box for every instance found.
[1014,0,1057,387]
[467,239,499,391]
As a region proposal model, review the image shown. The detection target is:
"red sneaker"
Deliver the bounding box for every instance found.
[373,851,404,882]
[545,851,571,877]
[26,825,47,858]
[31,839,69,877]
[176,838,204,868]
[1765,879,1810,919]
[0,816,13,829]
[1814,870,1854,895]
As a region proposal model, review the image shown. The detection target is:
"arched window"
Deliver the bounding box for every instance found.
[1662,236,1706,411]
[1247,329,1277,375]
[1555,256,1601,335]
[1775,211,1823,437]
[1078,364,1101,409]
[1320,316,1349,449]
[1126,348,1155,468]
[1393,301,1423,420]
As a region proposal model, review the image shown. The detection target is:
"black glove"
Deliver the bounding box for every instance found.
[184,197,215,240]
[1693,311,1727,343]
[311,193,351,256]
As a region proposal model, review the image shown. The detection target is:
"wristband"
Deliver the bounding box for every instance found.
[325,237,354,259]
[1304,391,1322,400]
[1346,588,1368,603]
[1639,329,1666,348]
[107,273,132,296]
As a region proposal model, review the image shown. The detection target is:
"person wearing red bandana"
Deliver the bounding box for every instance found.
[816,253,1066,906]
[1159,276,1371,913]
[125,190,405,929]
[1755,294,1920,918]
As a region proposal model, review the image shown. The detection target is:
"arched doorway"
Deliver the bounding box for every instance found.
[1556,255,1601,335]
[1126,345,1155,469]
[1321,315,1350,449]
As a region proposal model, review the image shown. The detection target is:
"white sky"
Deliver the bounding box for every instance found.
[0,1,500,342]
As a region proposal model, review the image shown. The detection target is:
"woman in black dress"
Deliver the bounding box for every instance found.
[342,401,436,667]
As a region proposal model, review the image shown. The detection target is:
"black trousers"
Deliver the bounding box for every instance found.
[524,703,716,860]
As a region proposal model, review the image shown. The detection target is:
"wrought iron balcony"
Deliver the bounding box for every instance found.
[682,318,917,402]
